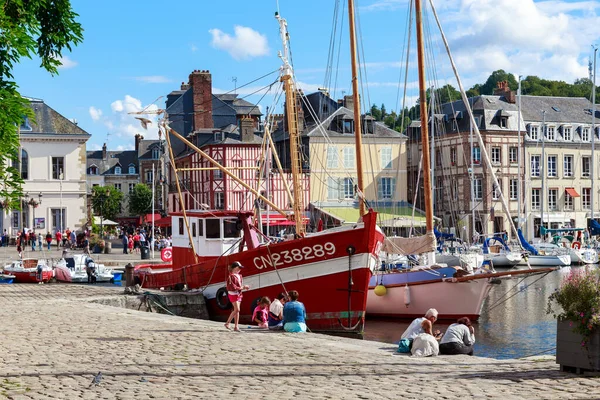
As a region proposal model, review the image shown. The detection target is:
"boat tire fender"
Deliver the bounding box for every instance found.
[572,241,581,250]
[215,287,232,310]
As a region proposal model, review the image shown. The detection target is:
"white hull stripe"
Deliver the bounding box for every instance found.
[201,253,376,300]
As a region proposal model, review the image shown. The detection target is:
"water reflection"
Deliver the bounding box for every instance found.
[364,266,588,359]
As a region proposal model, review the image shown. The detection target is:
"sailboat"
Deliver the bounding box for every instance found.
[133,10,385,336]
[366,0,556,320]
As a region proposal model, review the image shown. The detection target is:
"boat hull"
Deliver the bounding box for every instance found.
[54,266,114,283]
[570,248,599,265]
[520,254,571,267]
[367,278,492,321]
[8,270,53,283]
[136,212,384,334]
[486,253,522,268]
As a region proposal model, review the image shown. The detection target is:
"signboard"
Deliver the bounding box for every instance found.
[34,218,45,229]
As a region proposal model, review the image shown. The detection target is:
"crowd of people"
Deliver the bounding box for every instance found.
[398,308,476,357]
[4,228,82,259]
[117,225,171,254]
[224,261,307,333]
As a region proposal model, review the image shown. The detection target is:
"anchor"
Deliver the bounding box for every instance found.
[337,245,364,331]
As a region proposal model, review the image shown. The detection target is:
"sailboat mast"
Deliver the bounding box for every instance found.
[592,46,597,222]
[415,0,434,232]
[430,86,435,213]
[517,77,522,230]
[347,0,366,217]
[276,12,305,236]
[541,110,546,236]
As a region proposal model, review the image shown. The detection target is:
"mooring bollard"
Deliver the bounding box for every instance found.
[125,263,134,287]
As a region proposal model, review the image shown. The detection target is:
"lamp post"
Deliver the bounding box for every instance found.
[59,169,63,233]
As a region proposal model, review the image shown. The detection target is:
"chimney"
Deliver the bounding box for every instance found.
[240,117,254,143]
[494,80,516,104]
[181,81,190,91]
[102,143,107,160]
[135,134,143,153]
[189,69,213,130]
[343,95,354,111]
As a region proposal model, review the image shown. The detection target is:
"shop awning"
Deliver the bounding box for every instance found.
[565,188,580,197]
[260,214,309,226]
[93,216,118,226]
[153,216,171,227]
[312,205,435,227]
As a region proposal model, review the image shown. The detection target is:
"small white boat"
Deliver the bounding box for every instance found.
[520,253,571,267]
[54,255,114,283]
[485,252,523,268]
[3,259,53,283]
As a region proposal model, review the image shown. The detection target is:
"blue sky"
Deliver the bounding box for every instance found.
[12,0,600,151]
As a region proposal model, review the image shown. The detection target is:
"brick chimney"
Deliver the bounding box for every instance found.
[343,95,354,111]
[102,143,107,160]
[135,134,143,153]
[240,117,255,143]
[189,70,213,130]
[494,80,516,104]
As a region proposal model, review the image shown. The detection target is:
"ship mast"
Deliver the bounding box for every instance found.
[276,12,305,236]
[415,1,434,236]
[347,0,366,217]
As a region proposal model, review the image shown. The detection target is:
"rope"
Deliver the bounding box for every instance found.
[517,347,556,359]
[485,271,553,313]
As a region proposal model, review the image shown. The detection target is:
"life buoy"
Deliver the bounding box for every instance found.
[572,241,581,250]
[215,287,231,310]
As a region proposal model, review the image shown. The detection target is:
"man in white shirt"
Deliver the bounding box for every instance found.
[268,293,287,330]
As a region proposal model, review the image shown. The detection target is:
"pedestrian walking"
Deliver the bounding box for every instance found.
[56,230,62,248]
[122,233,128,254]
[31,230,36,251]
[45,232,52,250]
[37,232,42,250]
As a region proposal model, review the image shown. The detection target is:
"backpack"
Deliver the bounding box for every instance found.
[397,338,412,353]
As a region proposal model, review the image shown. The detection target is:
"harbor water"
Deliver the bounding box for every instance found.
[363,266,587,359]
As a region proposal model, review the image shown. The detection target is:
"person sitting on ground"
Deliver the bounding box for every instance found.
[439,317,476,356]
[252,297,271,329]
[400,308,442,347]
[268,293,287,330]
[283,290,307,333]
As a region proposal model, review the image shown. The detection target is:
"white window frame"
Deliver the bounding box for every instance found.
[531,188,541,210]
[473,147,481,165]
[548,188,558,211]
[563,126,572,141]
[583,156,591,178]
[378,177,395,199]
[114,183,122,191]
[546,126,555,141]
[509,179,518,200]
[531,155,541,177]
[327,177,339,200]
[114,166,121,175]
[582,127,591,142]
[474,178,482,200]
[342,177,355,199]
[491,147,501,165]
[547,155,557,178]
[214,192,224,209]
[128,164,135,174]
[492,181,501,200]
[530,125,539,140]
[583,188,591,210]
[509,147,518,164]
[564,193,574,211]
[563,155,573,178]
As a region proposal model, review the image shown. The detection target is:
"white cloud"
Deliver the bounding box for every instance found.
[89,106,103,121]
[57,55,78,69]
[209,26,269,60]
[133,76,172,84]
[437,0,600,83]
[88,95,160,144]
[88,143,102,151]
[190,43,198,52]
[360,0,408,12]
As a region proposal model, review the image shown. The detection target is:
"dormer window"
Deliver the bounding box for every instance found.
[529,125,539,140]
[152,147,160,159]
[497,110,509,128]
[582,127,590,142]
[343,119,353,134]
[115,166,121,174]
[563,126,572,141]
[546,126,555,141]
[500,117,508,128]
[20,116,32,131]
[128,164,135,174]
[88,165,98,175]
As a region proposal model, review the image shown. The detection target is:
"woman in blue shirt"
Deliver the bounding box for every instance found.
[283,290,307,333]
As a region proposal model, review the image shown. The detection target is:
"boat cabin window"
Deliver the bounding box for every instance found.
[223,218,242,238]
[178,218,184,235]
[206,218,221,239]
[192,222,197,237]
[65,258,75,269]
[198,219,204,236]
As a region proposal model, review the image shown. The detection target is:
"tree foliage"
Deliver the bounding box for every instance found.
[0,0,83,208]
[91,186,123,221]
[128,184,153,216]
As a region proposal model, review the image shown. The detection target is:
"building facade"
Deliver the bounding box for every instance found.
[5,97,90,236]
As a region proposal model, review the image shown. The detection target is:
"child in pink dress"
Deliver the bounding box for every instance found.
[224,261,249,332]
[252,297,271,329]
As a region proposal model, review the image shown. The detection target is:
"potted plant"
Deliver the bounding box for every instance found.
[547,268,600,372]
[89,234,105,254]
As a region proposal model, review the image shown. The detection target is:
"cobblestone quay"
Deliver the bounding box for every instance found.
[0,285,598,399]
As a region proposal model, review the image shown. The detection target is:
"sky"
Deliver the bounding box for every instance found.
[12,0,600,151]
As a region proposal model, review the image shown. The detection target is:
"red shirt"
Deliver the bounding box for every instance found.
[226,272,243,292]
[56,232,62,241]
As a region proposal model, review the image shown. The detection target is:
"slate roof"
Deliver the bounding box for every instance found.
[138,139,164,160]
[21,98,89,136]
[87,150,138,175]
[213,94,262,116]
[519,95,600,124]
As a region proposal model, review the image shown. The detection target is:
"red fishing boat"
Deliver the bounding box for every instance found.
[135,210,384,334]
